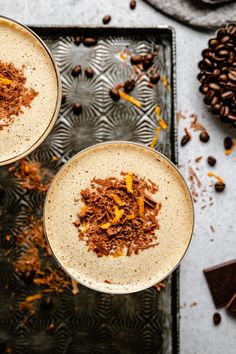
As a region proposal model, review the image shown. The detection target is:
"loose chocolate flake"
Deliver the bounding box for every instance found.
[0,61,38,129]
[74,173,161,257]
[213,312,222,325]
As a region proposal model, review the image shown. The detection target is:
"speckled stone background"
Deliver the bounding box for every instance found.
[0,1,236,353]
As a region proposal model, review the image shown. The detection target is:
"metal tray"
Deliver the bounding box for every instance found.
[0,26,178,354]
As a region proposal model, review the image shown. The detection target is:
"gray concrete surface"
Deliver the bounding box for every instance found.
[0,0,235,353]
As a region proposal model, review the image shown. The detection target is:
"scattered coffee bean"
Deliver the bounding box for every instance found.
[213,312,222,325]
[215,182,225,193]
[130,0,136,10]
[103,15,111,25]
[74,36,82,46]
[109,88,120,101]
[71,65,82,77]
[224,136,233,150]
[85,67,94,78]
[124,79,135,93]
[199,131,210,143]
[149,72,160,84]
[143,54,154,70]
[73,102,82,115]
[130,55,143,65]
[181,134,190,147]
[83,37,97,47]
[207,156,216,167]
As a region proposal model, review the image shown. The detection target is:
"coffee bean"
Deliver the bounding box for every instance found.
[74,36,81,46]
[212,69,221,78]
[220,105,230,117]
[213,312,222,325]
[71,65,82,77]
[208,38,219,48]
[215,182,225,193]
[215,44,225,52]
[124,79,135,93]
[208,82,221,91]
[214,56,225,62]
[221,91,233,101]
[143,54,154,70]
[217,28,227,40]
[218,50,229,57]
[219,74,228,82]
[228,70,236,82]
[181,134,190,147]
[103,15,111,25]
[224,136,233,150]
[130,55,143,65]
[130,0,136,9]
[220,35,230,44]
[212,104,221,114]
[211,96,219,106]
[227,23,236,36]
[85,67,94,78]
[207,156,216,167]
[73,102,82,115]
[228,113,236,121]
[204,90,215,105]
[150,72,160,84]
[199,84,209,95]
[83,37,97,47]
[203,58,213,70]
[109,88,120,101]
[199,131,210,143]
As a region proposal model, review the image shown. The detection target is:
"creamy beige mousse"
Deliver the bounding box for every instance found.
[0,17,61,165]
[44,142,194,294]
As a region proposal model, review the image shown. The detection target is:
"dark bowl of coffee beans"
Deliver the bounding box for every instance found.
[198,23,236,127]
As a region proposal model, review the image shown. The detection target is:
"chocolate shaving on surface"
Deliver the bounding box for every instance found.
[190,114,207,133]
[74,173,161,257]
[0,61,38,129]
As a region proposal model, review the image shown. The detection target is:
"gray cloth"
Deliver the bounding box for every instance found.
[144,0,236,30]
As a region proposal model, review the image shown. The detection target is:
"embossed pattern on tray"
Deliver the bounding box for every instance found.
[0,29,175,354]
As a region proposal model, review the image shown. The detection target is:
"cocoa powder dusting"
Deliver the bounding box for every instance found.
[74,173,161,257]
[0,60,38,129]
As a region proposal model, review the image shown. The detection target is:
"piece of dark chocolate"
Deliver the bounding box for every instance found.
[203,259,236,308]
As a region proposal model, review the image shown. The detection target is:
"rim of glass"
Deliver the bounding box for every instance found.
[43,141,195,294]
[0,16,62,166]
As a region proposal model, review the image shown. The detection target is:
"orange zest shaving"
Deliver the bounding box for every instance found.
[6,234,11,241]
[100,222,112,229]
[81,206,87,217]
[160,76,171,91]
[26,294,42,302]
[150,127,161,148]
[126,172,133,193]
[208,172,224,183]
[119,91,142,108]
[0,75,12,86]
[81,221,88,231]
[112,193,126,206]
[112,205,125,224]
[125,213,136,220]
[112,250,124,257]
[138,196,145,219]
[155,105,167,130]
